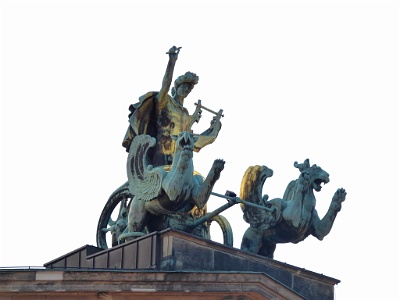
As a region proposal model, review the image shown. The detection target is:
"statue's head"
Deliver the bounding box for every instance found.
[171,71,199,99]
[294,159,330,192]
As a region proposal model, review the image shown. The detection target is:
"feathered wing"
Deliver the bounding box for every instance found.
[127,134,166,201]
[240,165,282,230]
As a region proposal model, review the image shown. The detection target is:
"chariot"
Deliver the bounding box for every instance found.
[96,180,238,249]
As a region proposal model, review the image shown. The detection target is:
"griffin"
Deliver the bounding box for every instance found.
[126,131,225,235]
[240,159,346,258]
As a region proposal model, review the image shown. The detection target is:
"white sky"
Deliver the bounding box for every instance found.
[1,1,399,299]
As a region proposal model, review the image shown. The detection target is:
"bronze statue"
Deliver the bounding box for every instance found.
[240,159,346,258]
[97,47,347,259]
[97,46,228,247]
[126,132,225,237]
[122,46,222,166]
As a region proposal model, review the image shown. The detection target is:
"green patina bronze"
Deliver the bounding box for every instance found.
[97,47,347,260]
[240,159,346,258]
[97,46,231,249]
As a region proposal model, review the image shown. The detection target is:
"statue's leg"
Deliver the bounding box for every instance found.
[241,227,263,254]
[259,242,276,259]
[192,159,225,209]
[111,233,118,247]
[127,196,148,233]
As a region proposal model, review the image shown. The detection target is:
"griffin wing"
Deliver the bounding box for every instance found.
[240,165,282,230]
[127,134,166,201]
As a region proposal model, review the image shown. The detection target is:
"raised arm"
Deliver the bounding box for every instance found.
[157,46,181,105]
[311,188,346,240]
[193,111,223,152]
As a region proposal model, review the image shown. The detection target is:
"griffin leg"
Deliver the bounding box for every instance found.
[127,196,148,233]
[192,159,225,209]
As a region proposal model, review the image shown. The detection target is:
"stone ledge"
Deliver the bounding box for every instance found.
[0,270,304,300]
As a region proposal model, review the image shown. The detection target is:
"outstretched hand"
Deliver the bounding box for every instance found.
[331,188,346,212]
[208,112,223,133]
[166,46,181,57]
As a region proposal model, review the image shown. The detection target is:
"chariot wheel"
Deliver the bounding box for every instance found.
[207,215,233,247]
[96,181,132,249]
[97,182,234,249]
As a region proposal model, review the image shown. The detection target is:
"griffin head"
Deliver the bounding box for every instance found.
[171,131,198,153]
[294,159,330,192]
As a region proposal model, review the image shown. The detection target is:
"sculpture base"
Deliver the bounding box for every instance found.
[0,229,340,300]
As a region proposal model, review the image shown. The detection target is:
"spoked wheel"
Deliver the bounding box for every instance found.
[96,181,133,249]
[207,215,234,247]
[97,181,234,249]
